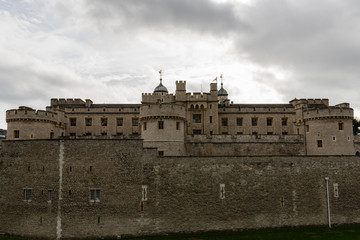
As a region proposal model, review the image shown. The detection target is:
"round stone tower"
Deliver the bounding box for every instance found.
[292,99,355,155]
[6,106,66,140]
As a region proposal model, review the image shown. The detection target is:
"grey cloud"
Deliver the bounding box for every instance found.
[79,0,248,35]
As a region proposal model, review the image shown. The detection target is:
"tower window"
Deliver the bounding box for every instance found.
[221,118,228,127]
[90,189,101,202]
[267,118,273,126]
[220,184,225,199]
[317,140,323,148]
[24,189,32,201]
[281,118,288,126]
[209,116,213,123]
[176,122,180,130]
[143,122,147,131]
[338,122,343,130]
[158,121,164,129]
[193,114,201,123]
[14,130,20,138]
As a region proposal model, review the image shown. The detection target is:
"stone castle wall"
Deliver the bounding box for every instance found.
[1,139,360,238]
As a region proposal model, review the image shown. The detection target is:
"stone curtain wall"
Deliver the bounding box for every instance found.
[1,139,360,238]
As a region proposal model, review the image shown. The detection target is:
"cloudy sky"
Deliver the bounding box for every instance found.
[1,0,360,129]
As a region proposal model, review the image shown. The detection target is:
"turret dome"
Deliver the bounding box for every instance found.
[154,80,168,93]
[218,83,228,96]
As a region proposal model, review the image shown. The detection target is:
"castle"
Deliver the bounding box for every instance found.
[5,76,359,156]
[1,76,360,239]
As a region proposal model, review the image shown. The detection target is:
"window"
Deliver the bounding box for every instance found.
[267,132,273,135]
[252,131,258,135]
[281,118,288,126]
[70,118,76,126]
[158,121,164,129]
[209,116,213,123]
[132,118,139,126]
[24,189,32,201]
[252,118,258,126]
[333,183,339,198]
[117,118,123,126]
[48,190,53,202]
[193,114,201,123]
[176,122,180,130]
[101,132,107,136]
[14,130,20,138]
[338,122,343,130]
[85,118,92,126]
[101,118,107,126]
[50,132,54,139]
[221,118,228,127]
[193,129,201,134]
[220,184,225,199]
[332,136,336,141]
[282,131,288,135]
[142,185,148,201]
[158,151,164,156]
[317,140,323,148]
[237,118,243,126]
[70,133,76,137]
[237,132,243,135]
[90,189,101,202]
[306,125,310,132]
[143,122,147,131]
[267,118,273,126]
[85,132,91,136]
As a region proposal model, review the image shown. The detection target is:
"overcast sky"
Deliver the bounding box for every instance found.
[1,0,360,129]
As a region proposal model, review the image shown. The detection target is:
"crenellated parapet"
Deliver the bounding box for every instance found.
[6,107,66,126]
[141,93,175,104]
[303,106,353,121]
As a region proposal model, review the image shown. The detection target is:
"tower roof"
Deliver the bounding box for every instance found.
[218,83,228,96]
[154,70,168,93]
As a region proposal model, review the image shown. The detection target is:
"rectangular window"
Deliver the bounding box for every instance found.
[14,130,20,138]
[193,114,201,123]
[142,185,148,201]
[267,132,273,135]
[252,131,258,135]
[338,122,343,130]
[70,133,76,137]
[132,118,139,126]
[90,189,101,202]
[332,136,336,141]
[117,118,123,126]
[237,132,243,135]
[220,184,225,199]
[306,125,310,132]
[193,129,201,135]
[267,118,273,126]
[281,118,288,126]
[333,183,339,198]
[101,132,107,136]
[85,118,92,126]
[282,131,288,135]
[176,122,180,130]
[101,118,107,126]
[221,118,228,127]
[48,190,53,202]
[158,121,164,129]
[237,118,243,126]
[317,140,323,148]
[158,151,164,156]
[24,188,32,201]
[252,118,258,126]
[143,122,147,131]
[70,118,76,126]
[209,116,213,123]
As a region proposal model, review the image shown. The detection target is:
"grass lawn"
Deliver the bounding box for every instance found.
[2,225,360,240]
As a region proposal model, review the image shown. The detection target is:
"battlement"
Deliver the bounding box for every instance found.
[290,98,329,107]
[51,98,86,106]
[304,106,353,120]
[176,80,186,91]
[6,107,64,123]
[142,92,175,103]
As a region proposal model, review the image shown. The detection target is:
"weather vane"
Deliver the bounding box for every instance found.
[159,69,163,83]
[220,74,223,85]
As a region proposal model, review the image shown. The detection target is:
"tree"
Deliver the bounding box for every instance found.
[353,118,360,135]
